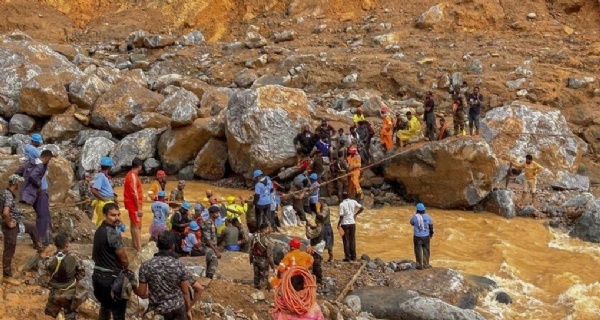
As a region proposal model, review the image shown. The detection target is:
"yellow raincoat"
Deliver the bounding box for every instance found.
[397,116,421,142]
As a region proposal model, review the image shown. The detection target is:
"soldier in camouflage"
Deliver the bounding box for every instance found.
[37,233,86,320]
[450,82,468,136]
[249,222,275,289]
[232,217,250,253]
[169,180,186,202]
[73,173,93,219]
[201,206,222,279]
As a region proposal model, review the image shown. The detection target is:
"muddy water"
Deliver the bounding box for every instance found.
[114,181,600,320]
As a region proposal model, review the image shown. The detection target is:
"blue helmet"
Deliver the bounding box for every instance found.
[194,204,202,211]
[157,191,166,198]
[189,221,200,231]
[309,173,318,180]
[181,202,191,210]
[100,157,113,167]
[253,169,263,179]
[31,133,43,143]
[416,203,426,211]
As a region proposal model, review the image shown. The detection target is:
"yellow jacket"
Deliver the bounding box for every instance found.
[513,161,543,180]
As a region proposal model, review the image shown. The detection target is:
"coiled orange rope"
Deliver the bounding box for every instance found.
[270,266,317,317]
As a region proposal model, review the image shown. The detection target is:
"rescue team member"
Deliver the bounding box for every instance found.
[150,191,170,241]
[353,107,365,124]
[91,157,118,227]
[380,106,394,151]
[124,158,144,251]
[253,169,272,230]
[201,206,222,279]
[511,154,544,207]
[467,86,484,136]
[170,180,186,202]
[249,222,275,289]
[2,174,48,286]
[272,238,313,288]
[171,202,191,254]
[308,173,320,215]
[293,125,316,164]
[182,221,203,256]
[148,170,167,201]
[338,192,363,262]
[346,146,363,200]
[37,233,86,320]
[397,111,422,148]
[438,118,451,141]
[319,200,334,262]
[306,214,327,293]
[424,92,436,141]
[315,118,335,140]
[225,195,247,220]
[410,203,434,270]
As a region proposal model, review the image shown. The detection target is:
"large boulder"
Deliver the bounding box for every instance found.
[0,38,82,118]
[109,128,161,174]
[91,81,164,135]
[350,287,419,319]
[389,268,478,309]
[193,138,228,180]
[53,208,95,243]
[9,114,36,134]
[570,200,600,243]
[333,89,390,117]
[131,112,170,130]
[482,189,516,218]
[200,87,229,117]
[226,85,311,177]
[157,118,213,174]
[18,74,72,117]
[68,74,111,110]
[156,88,200,127]
[41,114,86,143]
[550,172,590,191]
[396,297,486,320]
[74,130,113,146]
[481,103,585,172]
[384,137,498,208]
[79,137,116,174]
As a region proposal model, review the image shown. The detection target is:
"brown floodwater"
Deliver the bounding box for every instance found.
[114,181,600,320]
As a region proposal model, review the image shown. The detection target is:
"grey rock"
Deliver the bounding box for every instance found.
[0,136,10,148]
[351,287,419,319]
[0,118,8,135]
[177,30,205,46]
[567,77,587,89]
[467,59,483,74]
[68,74,110,110]
[333,90,390,117]
[245,54,268,69]
[342,73,359,83]
[74,130,113,146]
[235,69,259,88]
[8,134,30,154]
[274,31,296,43]
[79,137,116,173]
[142,35,175,49]
[144,158,161,175]
[397,296,486,320]
[366,262,378,270]
[415,4,446,29]
[109,128,160,174]
[223,42,245,51]
[551,172,590,191]
[41,114,86,143]
[495,292,512,304]
[451,72,463,87]
[41,144,62,157]
[343,295,361,313]
[483,189,516,219]
[9,114,36,134]
[313,24,327,34]
[156,88,200,126]
[493,163,510,184]
[360,254,371,261]
[245,25,268,49]
[177,165,195,181]
[518,205,537,217]
[505,78,526,89]
[250,75,287,89]
[125,30,148,48]
[562,193,594,208]
[570,199,600,243]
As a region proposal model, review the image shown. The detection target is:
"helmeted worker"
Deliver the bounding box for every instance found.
[272,238,313,288]
[91,157,117,227]
[225,195,247,220]
[346,146,363,200]
[148,170,167,201]
[249,222,275,289]
[397,111,422,148]
[380,106,394,151]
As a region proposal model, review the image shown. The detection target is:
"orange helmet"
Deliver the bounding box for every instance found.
[348,146,358,155]
[156,170,166,178]
[290,238,301,249]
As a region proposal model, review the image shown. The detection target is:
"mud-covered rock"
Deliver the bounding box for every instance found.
[570,199,600,243]
[157,118,213,174]
[53,208,95,243]
[384,138,498,208]
[483,189,516,219]
[18,74,71,117]
[131,112,171,130]
[235,69,259,88]
[245,25,268,49]
[226,85,311,177]
[109,128,161,174]
[41,114,86,143]
[193,138,228,180]
[68,74,110,110]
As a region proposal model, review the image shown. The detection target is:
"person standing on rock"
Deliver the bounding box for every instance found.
[29,149,54,246]
[150,191,170,241]
[451,87,467,136]
[92,202,130,320]
[253,169,272,229]
[306,214,326,293]
[293,125,316,164]
[2,174,49,286]
[410,203,434,270]
[338,191,363,262]
[511,154,544,207]
[315,118,335,140]
[346,146,363,200]
[148,170,167,201]
[397,111,422,148]
[249,222,276,290]
[170,180,186,203]
[135,231,204,320]
[91,157,118,227]
[393,113,407,147]
[353,107,366,124]
[36,233,86,320]
[124,158,144,252]
[424,92,437,141]
[380,106,395,151]
[319,199,334,262]
[331,151,349,202]
[308,173,320,215]
[467,86,484,136]
[438,118,451,141]
[201,206,222,279]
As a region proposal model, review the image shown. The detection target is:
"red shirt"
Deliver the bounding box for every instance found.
[124,170,143,206]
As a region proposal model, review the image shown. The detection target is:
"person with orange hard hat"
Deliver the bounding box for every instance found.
[379,106,395,151]
[148,170,167,201]
[346,146,363,200]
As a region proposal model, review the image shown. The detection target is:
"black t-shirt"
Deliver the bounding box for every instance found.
[468,93,484,115]
[92,221,124,272]
[424,99,435,115]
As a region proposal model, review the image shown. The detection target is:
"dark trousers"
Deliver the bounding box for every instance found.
[341,224,356,261]
[292,199,307,222]
[309,202,318,215]
[425,112,436,141]
[266,210,278,231]
[2,222,40,277]
[255,204,269,229]
[35,190,53,246]
[311,252,322,285]
[160,306,186,320]
[93,272,127,320]
[413,236,431,267]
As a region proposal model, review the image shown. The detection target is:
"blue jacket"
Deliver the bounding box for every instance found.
[16,160,47,205]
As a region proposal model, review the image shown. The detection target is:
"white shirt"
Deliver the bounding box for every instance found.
[339,199,362,225]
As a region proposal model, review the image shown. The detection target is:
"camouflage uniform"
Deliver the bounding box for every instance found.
[451,90,467,135]
[200,219,219,278]
[76,179,93,219]
[36,251,86,320]
[169,188,185,202]
[236,222,250,253]
[249,233,275,289]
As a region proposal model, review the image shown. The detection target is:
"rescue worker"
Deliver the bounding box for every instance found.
[91,157,118,227]
[331,151,349,201]
[394,114,407,147]
[511,154,544,207]
[73,172,93,219]
[380,106,395,151]
[356,121,372,163]
[169,180,186,202]
[306,215,326,293]
[170,202,191,254]
[253,169,272,230]
[397,111,422,148]
[148,170,167,201]
[36,233,86,320]
[182,221,203,256]
[424,91,436,141]
[438,118,451,140]
[149,191,170,241]
[315,118,335,140]
[353,107,365,124]
[293,125,316,164]
[338,191,363,262]
[225,196,247,220]
[123,158,144,251]
[451,86,467,136]
[346,146,363,200]
[319,200,334,262]
[410,203,434,270]
[467,86,484,136]
[308,173,320,215]
[232,217,250,253]
[201,206,222,279]
[272,238,313,288]
[249,222,275,289]
[290,173,309,224]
